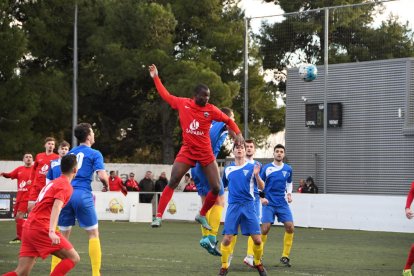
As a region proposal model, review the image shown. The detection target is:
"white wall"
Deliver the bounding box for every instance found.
[93,192,412,233]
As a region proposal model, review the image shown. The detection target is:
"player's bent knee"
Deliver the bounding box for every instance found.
[70,250,80,264]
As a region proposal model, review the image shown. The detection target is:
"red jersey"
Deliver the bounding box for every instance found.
[153,76,240,153]
[30,152,59,189]
[406,182,414,209]
[25,175,73,230]
[125,179,140,191]
[2,165,33,202]
[109,176,123,191]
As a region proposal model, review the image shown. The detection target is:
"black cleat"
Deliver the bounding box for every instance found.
[218,267,228,276]
[255,263,267,276]
[280,256,291,267]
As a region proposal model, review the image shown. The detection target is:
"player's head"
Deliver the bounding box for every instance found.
[74,123,95,145]
[245,139,255,159]
[273,144,285,162]
[232,142,246,159]
[220,107,234,121]
[60,154,78,175]
[58,140,70,157]
[44,137,56,153]
[193,84,210,107]
[23,153,33,166]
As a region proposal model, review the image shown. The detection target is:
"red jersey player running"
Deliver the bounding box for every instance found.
[149,64,244,228]
[0,153,34,244]
[28,137,59,212]
[2,154,80,276]
[403,182,414,276]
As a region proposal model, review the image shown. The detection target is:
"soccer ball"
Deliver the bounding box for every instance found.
[298,64,318,82]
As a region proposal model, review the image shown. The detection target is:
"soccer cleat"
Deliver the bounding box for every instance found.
[9,238,21,244]
[255,263,267,276]
[200,237,222,256]
[403,269,412,276]
[195,214,212,230]
[243,255,255,268]
[280,256,291,267]
[218,267,228,276]
[151,217,162,228]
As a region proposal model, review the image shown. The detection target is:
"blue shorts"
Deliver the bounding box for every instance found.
[261,203,293,224]
[191,164,224,197]
[58,189,98,229]
[222,201,261,236]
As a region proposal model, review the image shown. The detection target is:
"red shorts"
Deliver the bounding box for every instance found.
[20,227,73,259]
[28,185,43,202]
[175,145,215,167]
[13,201,28,216]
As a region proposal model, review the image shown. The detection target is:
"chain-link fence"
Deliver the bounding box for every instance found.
[246,1,414,195]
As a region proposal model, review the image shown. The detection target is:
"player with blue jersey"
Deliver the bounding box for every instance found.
[218,143,267,276]
[260,144,294,268]
[58,123,109,276]
[191,107,235,257]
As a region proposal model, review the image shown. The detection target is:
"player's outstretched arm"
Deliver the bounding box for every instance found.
[148,64,177,107]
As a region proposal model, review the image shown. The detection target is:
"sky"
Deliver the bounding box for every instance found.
[239,0,414,29]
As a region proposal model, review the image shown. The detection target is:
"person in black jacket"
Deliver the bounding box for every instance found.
[305,176,318,194]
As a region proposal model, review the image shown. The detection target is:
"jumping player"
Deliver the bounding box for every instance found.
[0,153,34,244]
[260,144,294,268]
[2,154,80,276]
[191,107,236,256]
[148,64,244,229]
[28,137,59,212]
[219,143,267,276]
[58,123,109,276]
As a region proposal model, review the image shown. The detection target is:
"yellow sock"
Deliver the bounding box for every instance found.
[89,237,102,276]
[246,236,254,256]
[50,226,61,272]
[261,234,268,254]
[220,242,232,269]
[208,205,223,236]
[229,235,238,255]
[282,232,294,257]
[252,241,263,265]
[201,208,210,237]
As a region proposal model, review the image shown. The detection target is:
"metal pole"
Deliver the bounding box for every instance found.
[323,7,329,194]
[72,3,78,147]
[244,17,249,139]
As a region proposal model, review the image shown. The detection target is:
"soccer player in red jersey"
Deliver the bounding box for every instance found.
[28,137,59,212]
[403,182,414,276]
[2,154,80,276]
[148,64,244,228]
[0,153,34,244]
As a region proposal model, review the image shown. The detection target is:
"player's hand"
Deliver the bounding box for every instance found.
[234,133,244,146]
[49,231,60,245]
[406,208,414,219]
[260,197,269,206]
[287,193,292,203]
[253,163,261,176]
[149,64,158,78]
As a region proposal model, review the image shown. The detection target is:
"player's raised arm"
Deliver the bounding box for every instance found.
[148,64,178,108]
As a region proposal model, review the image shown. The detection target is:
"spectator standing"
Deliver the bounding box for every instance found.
[306,177,318,194]
[154,172,168,201]
[297,179,307,193]
[184,178,198,192]
[125,173,140,192]
[139,171,155,203]
[108,171,127,195]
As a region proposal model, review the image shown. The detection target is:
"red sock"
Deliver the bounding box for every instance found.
[199,191,218,216]
[405,244,414,270]
[156,186,174,218]
[16,219,25,240]
[50,258,75,276]
[2,272,18,276]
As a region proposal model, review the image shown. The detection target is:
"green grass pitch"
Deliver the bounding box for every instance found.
[0,220,411,275]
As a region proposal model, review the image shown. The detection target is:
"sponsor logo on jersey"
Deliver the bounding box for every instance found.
[282,171,287,177]
[186,119,204,135]
[204,112,209,118]
[243,170,249,176]
[40,164,49,174]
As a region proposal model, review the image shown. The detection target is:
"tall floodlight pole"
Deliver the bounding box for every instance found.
[244,17,249,139]
[323,7,329,194]
[72,3,78,147]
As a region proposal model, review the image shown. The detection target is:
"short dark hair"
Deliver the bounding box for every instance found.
[110,171,115,174]
[59,140,71,149]
[245,139,255,145]
[61,154,77,174]
[194,84,209,95]
[45,137,56,144]
[220,107,233,117]
[232,142,246,150]
[274,144,285,152]
[74,123,92,143]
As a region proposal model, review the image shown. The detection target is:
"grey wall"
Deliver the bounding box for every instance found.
[286,58,414,195]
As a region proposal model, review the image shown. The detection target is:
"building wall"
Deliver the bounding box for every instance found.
[286,58,414,195]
